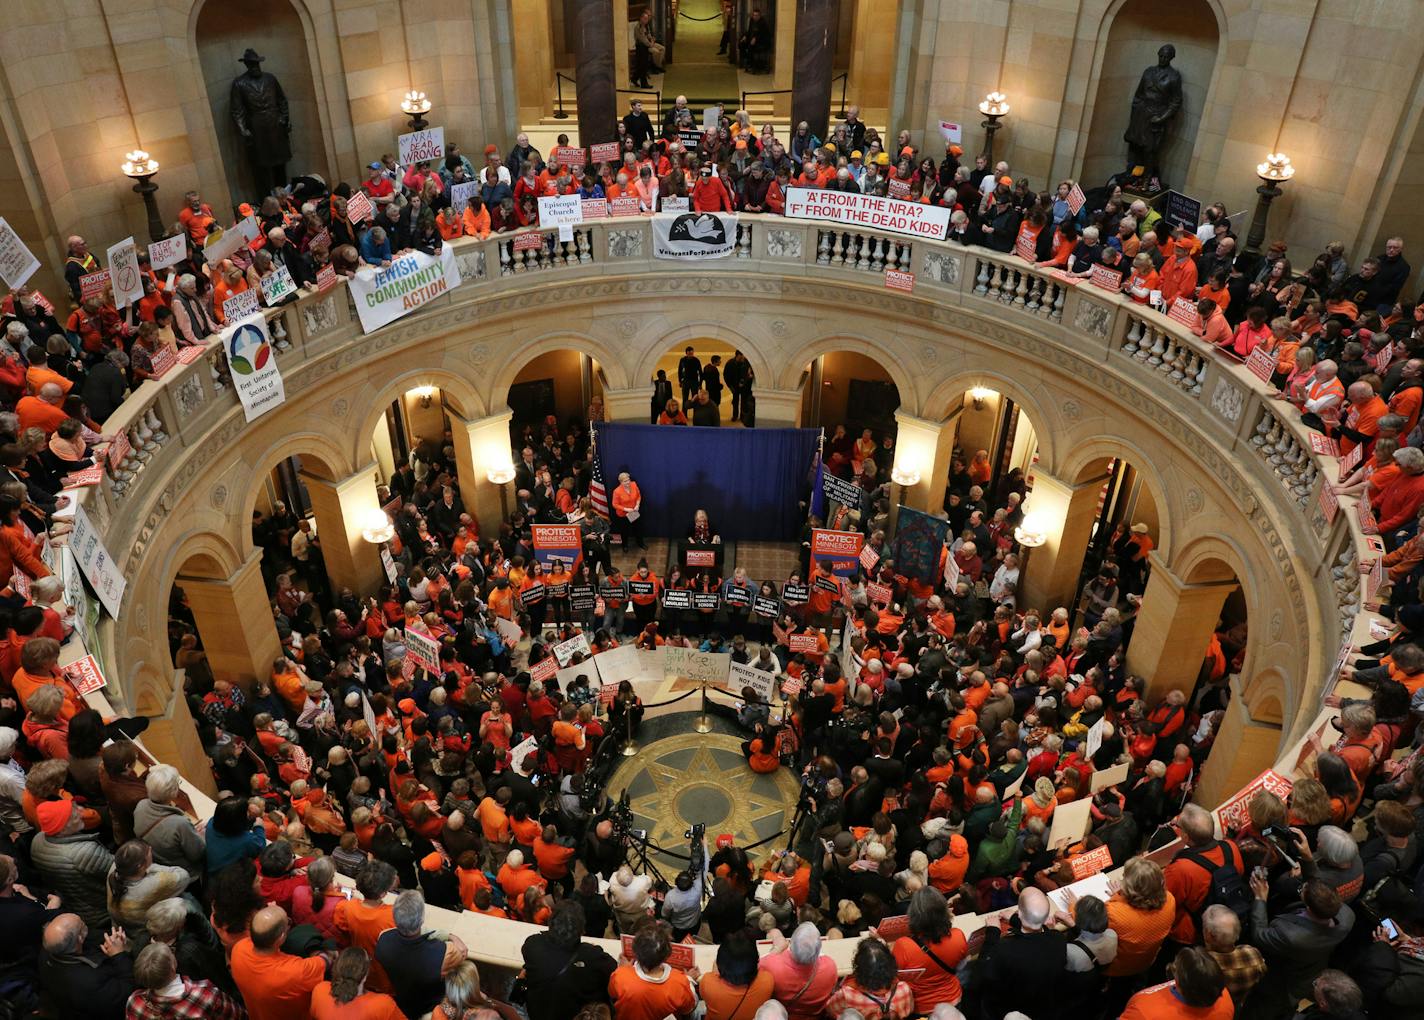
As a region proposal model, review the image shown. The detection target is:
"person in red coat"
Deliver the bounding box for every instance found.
[691,166,735,213]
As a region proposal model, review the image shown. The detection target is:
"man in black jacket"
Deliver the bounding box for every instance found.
[265,227,315,287]
[702,354,723,406]
[39,913,134,1020]
[974,888,1068,1020]
[622,101,654,150]
[677,345,701,405]
[650,370,673,422]
[80,348,128,423]
[521,902,618,1020]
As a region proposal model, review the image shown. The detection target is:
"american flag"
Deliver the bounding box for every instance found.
[588,423,609,516]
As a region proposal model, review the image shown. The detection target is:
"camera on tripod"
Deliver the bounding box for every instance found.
[684,821,705,842]
[611,790,647,842]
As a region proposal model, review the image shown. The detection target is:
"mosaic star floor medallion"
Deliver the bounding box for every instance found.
[606,732,801,870]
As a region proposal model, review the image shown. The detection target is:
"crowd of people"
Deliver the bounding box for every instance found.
[0,81,1417,1020]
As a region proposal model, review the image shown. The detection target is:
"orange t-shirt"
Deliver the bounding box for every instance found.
[456,866,490,909]
[230,937,327,1020]
[1390,386,1423,438]
[1105,894,1177,976]
[475,796,510,843]
[332,899,395,991]
[309,983,405,1020]
[1121,982,1234,1020]
[12,668,85,721]
[608,964,697,1020]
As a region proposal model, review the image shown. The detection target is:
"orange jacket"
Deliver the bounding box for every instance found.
[611,481,641,518]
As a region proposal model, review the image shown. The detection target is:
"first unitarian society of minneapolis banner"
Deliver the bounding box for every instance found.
[348,243,463,333]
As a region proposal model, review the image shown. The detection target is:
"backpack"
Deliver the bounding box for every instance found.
[1180,841,1251,928]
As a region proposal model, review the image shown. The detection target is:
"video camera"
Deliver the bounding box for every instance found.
[610,790,647,842]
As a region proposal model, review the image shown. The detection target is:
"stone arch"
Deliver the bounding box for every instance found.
[1243,666,1289,727]
[353,366,487,468]
[774,334,918,410]
[631,322,777,401]
[919,368,1060,473]
[189,0,336,209]
[1078,0,1226,190]
[1056,435,1177,561]
[488,330,633,405]
[236,433,348,558]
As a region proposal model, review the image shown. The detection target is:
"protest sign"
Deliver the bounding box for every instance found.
[865,581,893,605]
[783,188,951,241]
[811,529,864,578]
[692,591,721,612]
[590,141,621,164]
[62,653,108,696]
[106,430,130,471]
[148,344,176,379]
[68,503,125,618]
[348,245,462,333]
[345,191,374,224]
[652,212,737,259]
[660,197,690,213]
[202,215,261,262]
[405,623,441,673]
[1047,798,1093,849]
[553,632,592,667]
[1066,181,1086,216]
[316,264,337,291]
[1308,433,1339,457]
[937,120,962,143]
[788,633,820,653]
[664,646,730,686]
[223,288,261,323]
[752,594,780,617]
[581,198,608,220]
[1168,297,1202,331]
[821,470,861,510]
[728,660,776,700]
[859,545,880,573]
[662,588,693,610]
[1317,483,1338,524]
[887,178,911,200]
[223,313,286,423]
[1013,224,1037,262]
[62,465,102,489]
[1214,769,1293,833]
[781,581,809,605]
[1089,265,1122,292]
[147,234,187,272]
[1089,761,1131,793]
[530,656,558,683]
[594,644,642,686]
[1086,717,1105,761]
[1245,347,1278,384]
[531,524,583,573]
[260,264,298,305]
[885,269,915,292]
[610,196,641,217]
[538,194,583,231]
[80,269,111,301]
[449,181,478,216]
[177,345,205,365]
[0,219,39,288]
[398,127,445,165]
[1070,845,1115,880]
[1337,442,1363,481]
[553,146,586,169]
[1161,190,1202,231]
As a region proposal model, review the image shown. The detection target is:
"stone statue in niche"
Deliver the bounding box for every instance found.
[230,48,292,196]
[1123,44,1182,189]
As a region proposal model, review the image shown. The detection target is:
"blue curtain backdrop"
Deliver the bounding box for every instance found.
[597,424,820,541]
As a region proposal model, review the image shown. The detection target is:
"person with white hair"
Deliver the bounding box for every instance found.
[754,1000,789,1020]
[606,863,654,934]
[375,889,468,1019]
[758,921,838,1020]
[170,273,218,345]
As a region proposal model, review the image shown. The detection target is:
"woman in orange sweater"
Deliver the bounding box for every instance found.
[1104,858,1176,977]
[1124,253,1160,305]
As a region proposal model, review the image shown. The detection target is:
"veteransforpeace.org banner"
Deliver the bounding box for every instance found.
[224,313,286,423]
[652,212,738,260]
[348,244,463,334]
[782,187,951,241]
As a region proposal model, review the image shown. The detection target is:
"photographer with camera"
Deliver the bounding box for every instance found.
[662,826,708,941]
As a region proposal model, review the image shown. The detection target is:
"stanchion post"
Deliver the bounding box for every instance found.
[620,700,640,756]
[695,679,713,733]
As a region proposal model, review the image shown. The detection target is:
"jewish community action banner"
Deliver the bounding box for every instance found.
[652,212,738,260]
[349,244,462,333]
[891,506,950,585]
[223,313,286,423]
[782,187,951,241]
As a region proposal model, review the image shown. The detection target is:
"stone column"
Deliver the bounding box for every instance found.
[891,411,955,514]
[790,0,836,139]
[753,387,804,427]
[1127,551,1237,701]
[574,0,618,145]
[301,465,385,596]
[773,0,798,119]
[176,551,282,691]
[1193,680,1283,808]
[139,687,219,798]
[1017,469,1111,614]
[512,0,556,125]
[449,408,516,537]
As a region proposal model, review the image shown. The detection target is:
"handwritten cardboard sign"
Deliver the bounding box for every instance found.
[398,127,445,165]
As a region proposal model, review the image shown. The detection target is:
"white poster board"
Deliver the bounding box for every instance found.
[347,245,462,334]
[398,126,445,165]
[67,503,126,618]
[728,660,777,700]
[593,644,642,687]
[1089,761,1132,793]
[106,237,145,308]
[1046,797,1093,849]
[222,313,286,423]
[147,234,187,272]
[663,646,731,685]
[0,218,40,288]
[782,187,951,241]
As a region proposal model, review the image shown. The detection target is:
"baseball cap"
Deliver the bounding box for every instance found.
[37,799,73,836]
[716,834,735,849]
[368,161,382,170]
[734,138,747,150]
[850,150,863,160]
[949,144,964,156]
[900,145,914,157]
[700,165,713,177]
[998,175,1013,187]
[875,152,890,166]
[397,697,417,714]
[420,851,444,872]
